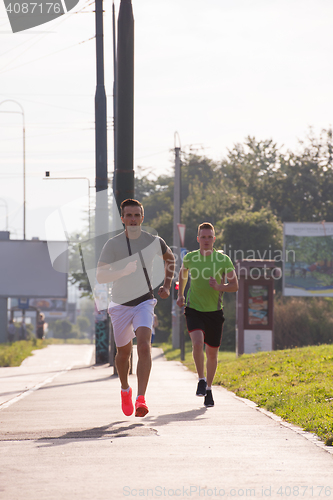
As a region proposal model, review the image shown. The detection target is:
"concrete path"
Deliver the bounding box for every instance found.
[0,345,332,500]
[0,344,95,408]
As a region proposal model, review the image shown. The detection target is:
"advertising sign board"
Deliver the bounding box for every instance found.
[0,240,68,298]
[283,223,333,297]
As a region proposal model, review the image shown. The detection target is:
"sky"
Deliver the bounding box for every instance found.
[1,0,333,241]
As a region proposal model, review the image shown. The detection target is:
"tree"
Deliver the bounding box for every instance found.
[218,129,333,223]
[76,316,90,334]
[215,207,283,262]
[80,297,94,328]
[220,137,281,213]
[52,319,73,340]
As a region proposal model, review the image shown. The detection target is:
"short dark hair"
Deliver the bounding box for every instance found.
[120,199,144,217]
[198,222,215,235]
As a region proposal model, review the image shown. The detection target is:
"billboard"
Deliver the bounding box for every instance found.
[11,297,68,319]
[0,240,68,298]
[29,298,67,311]
[283,223,333,297]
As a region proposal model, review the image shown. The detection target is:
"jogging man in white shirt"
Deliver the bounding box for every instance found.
[97,199,175,417]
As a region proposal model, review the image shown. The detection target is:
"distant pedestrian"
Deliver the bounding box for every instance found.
[8,319,15,343]
[177,222,238,407]
[36,313,46,340]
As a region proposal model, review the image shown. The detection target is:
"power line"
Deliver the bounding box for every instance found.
[0,94,98,114]
[0,127,94,141]
[0,36,95,76]
[0,0,95,74]
[0,0,92,65]
[134,149,170,160]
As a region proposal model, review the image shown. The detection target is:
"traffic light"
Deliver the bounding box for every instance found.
[173,281,179,299]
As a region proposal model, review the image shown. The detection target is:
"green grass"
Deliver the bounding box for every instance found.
[159,341,333,446]
[0,338,91,367]
[0,339,47,367]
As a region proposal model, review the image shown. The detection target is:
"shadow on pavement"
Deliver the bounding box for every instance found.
[144,407,207,427]
[34,407,207,447]
[35,421,158,447]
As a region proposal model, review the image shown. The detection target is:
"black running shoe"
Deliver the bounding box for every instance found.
[204,389,214,407]
[196,379,207,396]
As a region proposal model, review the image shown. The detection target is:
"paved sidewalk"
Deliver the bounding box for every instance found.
[0,344,95,408]
[0,345,332,500]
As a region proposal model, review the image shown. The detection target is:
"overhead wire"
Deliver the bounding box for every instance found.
[0,35,95,76]
[0,0,94,74]
[0,93,96,114]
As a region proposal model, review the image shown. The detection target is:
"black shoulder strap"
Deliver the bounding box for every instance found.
[126,236,153,296]
[126,236,132,256]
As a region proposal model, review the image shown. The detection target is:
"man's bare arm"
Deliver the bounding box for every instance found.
[209,269,239,293]
[96,260,137,284]
[176,265,189,307]
[158,246,175,299]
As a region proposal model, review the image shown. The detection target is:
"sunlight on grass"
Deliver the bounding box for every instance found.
[0,338,91,367]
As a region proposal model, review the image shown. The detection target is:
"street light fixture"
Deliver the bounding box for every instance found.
[0,100,26,239]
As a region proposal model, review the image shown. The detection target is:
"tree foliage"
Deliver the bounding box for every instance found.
[215,208,282,261]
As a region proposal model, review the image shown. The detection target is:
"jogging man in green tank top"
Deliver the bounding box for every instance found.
[176,222,238,407]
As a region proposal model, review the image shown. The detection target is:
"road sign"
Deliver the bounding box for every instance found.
[18,298,29,310]
[180,248,188,262]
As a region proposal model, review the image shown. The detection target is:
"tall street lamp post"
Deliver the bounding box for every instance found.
[114,0,135,208]
[0,100,26,239]
[94,0,109,364]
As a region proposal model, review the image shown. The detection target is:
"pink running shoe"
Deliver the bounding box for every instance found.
[121,387,134,416]
[135,395,149,417]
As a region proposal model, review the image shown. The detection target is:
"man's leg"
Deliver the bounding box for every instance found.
[189,330,205,379]
[115,340,133,390]
[206,344,219,388]
[135,326,152,397]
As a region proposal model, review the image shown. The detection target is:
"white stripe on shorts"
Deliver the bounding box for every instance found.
[108,298,157,347]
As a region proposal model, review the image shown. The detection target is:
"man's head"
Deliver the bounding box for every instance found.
[197,222,216,253]
[120,199,144,217]
[120,199,144,236]
[197,222,214,236]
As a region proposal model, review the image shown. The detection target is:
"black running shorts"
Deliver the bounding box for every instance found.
[184,307,225,348]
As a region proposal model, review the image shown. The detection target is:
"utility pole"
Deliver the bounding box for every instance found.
[0,100,26,239]
[112,0,117,215]
[172,138,181,349]
[110,0,135,374]
[94,0,109,364]
[114,0,135,208]
[0,231,9,344]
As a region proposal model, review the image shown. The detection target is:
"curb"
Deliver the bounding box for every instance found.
[232,392,333,456]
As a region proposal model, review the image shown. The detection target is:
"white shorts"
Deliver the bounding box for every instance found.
[108,298,157,347]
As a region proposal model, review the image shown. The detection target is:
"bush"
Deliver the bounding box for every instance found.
[220,293,236,351]
[52,319,74,340]
[7,321,34,342]
[76,315,90,334]
[274,296,333,349]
